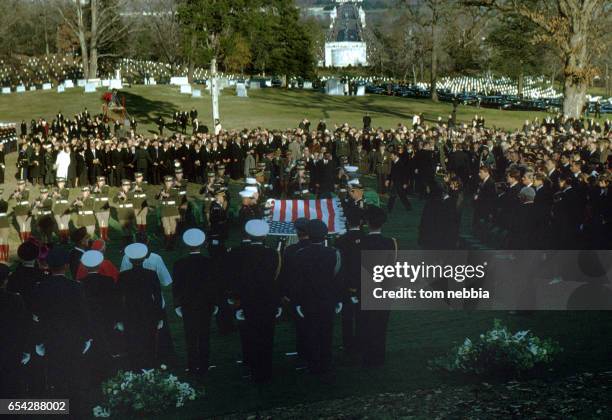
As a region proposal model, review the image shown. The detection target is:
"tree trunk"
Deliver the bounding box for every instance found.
[562,30,589,118]
[78,33,89,80]
[89,48,98,79]
[517,63,524,97]
[88,0,99,79]
[430,17,438,102]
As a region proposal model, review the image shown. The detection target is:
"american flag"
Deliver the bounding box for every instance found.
[266,198,346,236]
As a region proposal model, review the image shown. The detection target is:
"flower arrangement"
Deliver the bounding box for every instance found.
[430,319,561,377]
[93,365,199,417]
[101,91,113,103]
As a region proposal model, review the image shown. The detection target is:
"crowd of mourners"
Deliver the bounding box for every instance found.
[0,106,611,415]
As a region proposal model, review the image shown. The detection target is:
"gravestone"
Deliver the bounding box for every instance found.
[109,79,122,89]
[42,83,52,90]
[356,85,365,96]
[303,81,313,89]
[264,79,272,88]
[236,83,248,98]
[102,79,110,87]
[84,83,97,93]
[180,84,192,94]
[16,85,26,93]
[29,86,36,91]
[57,85,65,93]
[2,87,10,94]
[325,79,343,96]
[249,81,260,89]
[192,89,201,98]
[77,79,87,87]
[171,76,189,85]
[64,80,74,88]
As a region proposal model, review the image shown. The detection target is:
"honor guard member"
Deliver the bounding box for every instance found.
[34,188,55,244]
[208,186,229,258]
[0,189,9,261]
[157,176,180,249]
[215,164,230,186]
[93,176,111,241]
[289,163,310,199]
[11,179,32,242]
[334,208,365,356]
[293,220,343,375]
[73,186,97,236]
[114,180,136,245]
[228,219,282,383]
[343,179,366,223]
[238,189,258,233]
[132,172,149,234]
[199,171,216,228]
[52,178,71,243]
[360,206,397,367]
[118,243,164,370]
[173,229,220,374]
[174,168,189,228]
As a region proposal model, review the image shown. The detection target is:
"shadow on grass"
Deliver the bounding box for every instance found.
[121,91,180,126]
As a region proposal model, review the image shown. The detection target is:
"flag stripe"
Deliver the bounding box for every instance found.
[280,199,287,222]
[304,199,310,219]
[292,199,298,222]
[315,199,323,221]
[326,199,336,233]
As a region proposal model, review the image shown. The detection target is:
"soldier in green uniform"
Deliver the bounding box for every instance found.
[288,163,311,199]
[114,179,136,245]
[52,177,71,243]
[174,168,189,230]
[0,189,10,262]
[372,145,391,194]
[215,164,230,187]
[199,170,216,228]
[10,179,32,242]
[336,157,350,203]
[33,187,55,244]
[157,175,180,250]
[132,172,149,234]
[208,186,229,258]
[93,176,111,241]
[73,186,97,236]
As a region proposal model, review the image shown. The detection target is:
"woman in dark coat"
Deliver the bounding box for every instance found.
[76,148,88,188]
[29,143,44,186]
[68,147,78,187]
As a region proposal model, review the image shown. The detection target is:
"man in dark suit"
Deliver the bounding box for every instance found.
[447,143,471,188]
[148,140,163,185]
[498,168,522,231]
[133,142,152,180]
[335,209,365,356]
[315,152,336,198]
[7,242,46,311]
[85,143,104,185]
[173,229,219,375]
[551,174,585,249]
[473,166,497,228]
[386,150,412,211]
[293,220,343,375]
[363,113,372,131]
[118,243,164,370]
[533,172,554,248]
[227,220,281,383]
[359,206,397,367]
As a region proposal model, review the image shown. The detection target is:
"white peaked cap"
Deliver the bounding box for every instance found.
[81,250,104,268]
[245,186,258,193]
[246,177,257,185]
[125,243,148,260]
[348,179,361,186]
[245,219,269,237]
[239,190,254,198]
[344,165,358,173]
[183,228,206,247]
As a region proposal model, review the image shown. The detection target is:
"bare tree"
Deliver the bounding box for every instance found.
[145,0,182,65]
[57,0,130,79]
[465,0,607,118]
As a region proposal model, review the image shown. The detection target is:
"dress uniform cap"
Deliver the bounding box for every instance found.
[306,219,328,241]
[294,217,309,233]
[245,186,258,193]
[175,168,183,175]
[217,164,225,170]
[97,176,105,181]
[81,250,104,268]
[246,177,257,185]
[17,179,26,185]
[245,219,269,237]
[40,188,49,193]
[57,177,66,182]
[121,179,131,186]
[164,175,174,182]
[207,171,215,177]
[239,190,254,198]
[81,186,90,192]
[344,165,358,173]
[135,172,143,178]
[46,247,69,268]
[124,243,148,260]
[183,228,206,247]
[17,241,39,261]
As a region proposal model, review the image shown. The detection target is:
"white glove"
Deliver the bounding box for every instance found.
[35,344,46,357]
[21,352,31,365]
[32,313,39,322]
[157,320,164,330]
[351,296,359,304]
[227,298,235,305]
[295,305,304,319]
[276,307,283,318]
[213,305,219,316]
[175,307,183,318]
[83,339,93,354]
[114,322,124,332]
[235,309,245,321]
[335,302,343,314]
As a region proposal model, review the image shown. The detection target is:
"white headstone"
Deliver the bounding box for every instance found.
[64,80,74,88]
[171,76,189,86]
[77,79,87,87]
[249,81,260,89]
[87,78,101,87]
[192,89,201,98]
[180,84,192,94]
[303,81,313,89]
[264,80,272,88]
[42,83,52,90]
[16,85,26,93]
[1,87,10,94]
[57,85,65,93]
[102,79,111,87]
[29,86,37,92]
[236,83,248,98]
[109,79,122,89]
[84,83,97,93]
[356,85,365,96]
[325,79,343,96]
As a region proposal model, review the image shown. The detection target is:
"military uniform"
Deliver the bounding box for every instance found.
[0,190,9,261]
[52,179,71,243]
[11,181,32,242]
[74,187,97,236]
[199,171,216,228]
[157,176,180,249]
[93,177,111,240]
[34,188,55,243]
[288,165,311,198]
[174,169,189,229]
[132,173,149,233]
[114,180,136,243]
[208,188,229,258]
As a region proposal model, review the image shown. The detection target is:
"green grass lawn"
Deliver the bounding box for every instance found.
[0,84,586,133]
[1,87,611,418]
